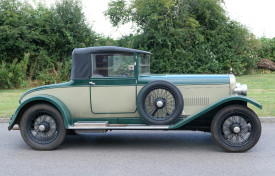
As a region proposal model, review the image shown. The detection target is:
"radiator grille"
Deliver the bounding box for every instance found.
[184,97,210,106]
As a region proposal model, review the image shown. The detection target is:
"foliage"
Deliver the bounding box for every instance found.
[0,0,274,89]
[0,54,29,89]
[51,0,98,57]
[106,0,260,75]
[108,55,135,76]
[94,36,117,46]
[0,0,30,62]
[0,0,98,88]
[259,37,275,62]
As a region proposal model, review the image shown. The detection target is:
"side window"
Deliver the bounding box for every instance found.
[92,53,135,77]
[139,54,150,75]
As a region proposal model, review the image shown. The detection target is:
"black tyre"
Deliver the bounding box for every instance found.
[20,104,66,150]
[137,80,184,125]
[211,105,261,152]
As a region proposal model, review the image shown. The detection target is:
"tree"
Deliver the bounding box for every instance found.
[51,0,98,59]
[259,37,275,62]
[105,0,259,75]
[0,0,99,88]
[0,0,31,62]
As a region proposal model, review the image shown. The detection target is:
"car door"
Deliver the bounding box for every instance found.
[90,52,137,114]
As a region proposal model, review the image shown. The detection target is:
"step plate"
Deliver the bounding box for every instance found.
[69,123,169,130]
[74,121,108,126]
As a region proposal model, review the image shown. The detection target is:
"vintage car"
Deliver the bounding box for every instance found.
[8,46,262,152]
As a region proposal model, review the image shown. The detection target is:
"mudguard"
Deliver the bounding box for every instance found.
[8,95,73,130]
[169,95,262,129]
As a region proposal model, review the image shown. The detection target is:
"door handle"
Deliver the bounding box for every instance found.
[89,81,95,85]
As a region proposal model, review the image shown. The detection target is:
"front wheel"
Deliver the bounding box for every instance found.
[20,104,66,150]
[211,105,261,152]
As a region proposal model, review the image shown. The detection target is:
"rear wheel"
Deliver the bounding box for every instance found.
[211,105,261,152]
[20,104,66,150]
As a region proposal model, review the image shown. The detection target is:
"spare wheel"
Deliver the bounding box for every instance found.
[137,80,184,125]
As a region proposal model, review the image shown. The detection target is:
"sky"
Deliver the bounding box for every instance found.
[37,0,275,39]
[223,0,275,38]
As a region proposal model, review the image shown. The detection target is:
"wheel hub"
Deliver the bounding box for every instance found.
[233,126,241,134]
[38,122,50,132]
[230,124,241,134]
[38,125,45,131]
[155,98,166,108]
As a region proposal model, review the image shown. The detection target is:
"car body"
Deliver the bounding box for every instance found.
[9,46,262,152]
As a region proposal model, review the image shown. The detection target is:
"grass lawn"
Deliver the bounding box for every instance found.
[0,89,29,118]
[236,72,275,117]
[0,73,274,118]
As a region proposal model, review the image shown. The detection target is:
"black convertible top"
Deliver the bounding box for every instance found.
[71,46,151,80]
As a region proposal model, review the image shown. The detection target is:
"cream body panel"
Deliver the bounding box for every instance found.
[177,84,229,115]
[90,86,136,113]
[21,84,230,119]
[21,87,91,118]
[21,87,140,118]
[137,84,229,115]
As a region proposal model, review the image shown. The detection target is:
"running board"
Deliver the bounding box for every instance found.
[69,121,169,130]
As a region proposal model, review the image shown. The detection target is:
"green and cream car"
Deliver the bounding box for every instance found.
[9,46,262,152]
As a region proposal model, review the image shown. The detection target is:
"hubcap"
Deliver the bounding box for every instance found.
[38,121,50,132]
[156,101,164,108]
[39,125,46,132]
[230,124,241,134]
[233,126,241,134]
[155,98,166,108]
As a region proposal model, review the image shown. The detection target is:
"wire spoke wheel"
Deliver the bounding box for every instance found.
[20,104,66,150]
[211,105,261,152]
[28,112,59,144]
[137,80,184,125]
[144,88,176,121]
[220,115,252,147]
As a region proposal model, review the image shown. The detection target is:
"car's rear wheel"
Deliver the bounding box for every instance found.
[137,80,184,125]
[20,103,66,150]
[211,105,261,152]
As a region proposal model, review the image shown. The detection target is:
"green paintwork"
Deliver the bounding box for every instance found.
[89,77,136,86]
[138,74,230,85]
[8,94,73,130]
[169,95,262,129]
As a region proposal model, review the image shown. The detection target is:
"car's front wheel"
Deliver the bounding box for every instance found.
[211,105,261,152]
[20,103,66,150]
